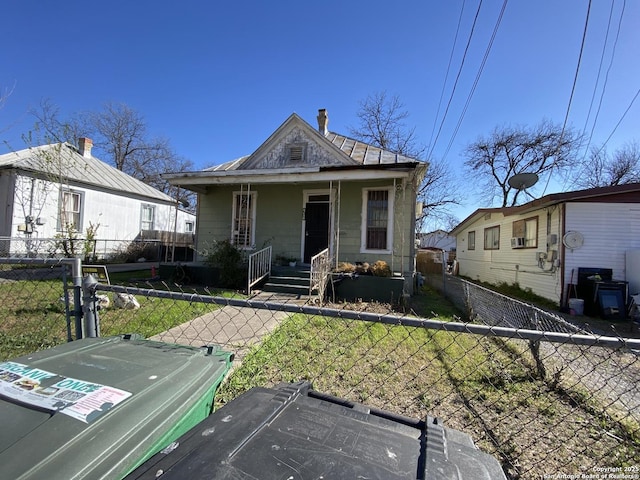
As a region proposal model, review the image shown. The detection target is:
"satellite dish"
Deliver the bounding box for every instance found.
[562,231,584,250]
[508,173,539,190]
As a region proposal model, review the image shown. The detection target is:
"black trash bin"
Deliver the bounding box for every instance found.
[125,381,507,480]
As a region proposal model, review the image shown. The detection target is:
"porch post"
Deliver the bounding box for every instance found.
[335,181,341,268]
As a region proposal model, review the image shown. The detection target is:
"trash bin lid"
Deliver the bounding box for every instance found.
[0,334,233,480]
[125,381,506,480]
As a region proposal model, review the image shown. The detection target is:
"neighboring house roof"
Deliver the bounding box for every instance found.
[165,111,426,188]
[0,142,175,204]
[451,182,640,236]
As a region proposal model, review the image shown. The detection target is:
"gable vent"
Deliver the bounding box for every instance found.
[289,144,305,162]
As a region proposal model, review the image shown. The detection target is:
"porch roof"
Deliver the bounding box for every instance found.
[164,162,424,192]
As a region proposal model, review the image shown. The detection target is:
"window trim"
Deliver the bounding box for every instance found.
[512,216,538,248]
[484,225,500,250]
[140,204,156,231]
[231,190,257,249]
[185,220,195,234]
[360,187,394,254]
[57,188,84,232]
[468,230,476,250]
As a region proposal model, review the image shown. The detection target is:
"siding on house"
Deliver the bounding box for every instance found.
[6,173,194,242]
[197,178,416,275]
[455,206,564,303]
[563,202,640,289]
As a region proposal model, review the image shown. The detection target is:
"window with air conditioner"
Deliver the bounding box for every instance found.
[512,216,538,248]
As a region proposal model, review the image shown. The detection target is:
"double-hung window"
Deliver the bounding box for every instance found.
[141,204,155,231]
[468,231,476,250]
[484,225,500,250]
[58,189,83,231]
[232,191,256,249]
[361,188,393,253]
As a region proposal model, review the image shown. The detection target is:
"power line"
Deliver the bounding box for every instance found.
[442,0,509,161]
[583,0,626,154]
[428,0,467,151]
[542,0,592,196]
[596,86,640,152]
[427,0,484,161]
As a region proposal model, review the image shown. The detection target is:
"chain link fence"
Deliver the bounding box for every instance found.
[1,255,639,479]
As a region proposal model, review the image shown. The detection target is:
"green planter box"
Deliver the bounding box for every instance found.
[330,273,405,304]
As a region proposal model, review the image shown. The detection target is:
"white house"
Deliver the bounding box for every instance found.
[0,138,196,259]
[450,183,640,311]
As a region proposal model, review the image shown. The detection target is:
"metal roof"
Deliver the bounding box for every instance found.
[324,132,418,165]
[206,132,419,173]
[0,143,174,203]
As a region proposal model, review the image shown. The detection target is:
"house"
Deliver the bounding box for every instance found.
[450,183,640,310]
[0,138,196,260]
[164,109,427,294]
[418,229,456,262]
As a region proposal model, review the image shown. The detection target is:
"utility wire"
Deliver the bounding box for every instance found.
[442,0,509,161]
[542,0,592,196]
[595,86,640,153]
[583,0,626,155]
[428,0,467,151]
[580,0,616,143]
[427,0,484,161]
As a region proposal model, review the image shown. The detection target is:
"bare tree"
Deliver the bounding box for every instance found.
[30,98,86,146]
[463,120,581,207]
[574,142,640,189]
[30,100,195,205]
[350,91,461,231]
[350,91,425,158]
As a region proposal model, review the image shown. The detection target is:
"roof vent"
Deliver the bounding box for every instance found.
[317,109,328,136]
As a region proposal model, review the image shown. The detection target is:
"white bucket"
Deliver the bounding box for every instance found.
[568,298,584,315]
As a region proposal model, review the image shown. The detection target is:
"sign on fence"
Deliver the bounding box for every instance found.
[81,265,110,284]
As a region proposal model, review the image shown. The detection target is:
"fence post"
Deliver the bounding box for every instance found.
[82,274,100,338]
[70,258,83,339]
[441,249,447,297]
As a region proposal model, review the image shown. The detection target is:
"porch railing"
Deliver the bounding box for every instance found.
[247,245,272,295]
[310,248,331,301]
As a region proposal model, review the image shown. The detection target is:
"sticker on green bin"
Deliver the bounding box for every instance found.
[0,361,132,423]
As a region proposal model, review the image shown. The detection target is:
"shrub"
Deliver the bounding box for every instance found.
[206,240,247,289]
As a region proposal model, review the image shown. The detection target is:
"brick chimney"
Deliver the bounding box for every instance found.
[317,109,329,136]
[78,137,93,158]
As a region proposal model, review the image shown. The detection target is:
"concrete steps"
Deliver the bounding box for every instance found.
[262,266,315,297]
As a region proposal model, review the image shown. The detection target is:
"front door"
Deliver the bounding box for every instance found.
[303,201,330,263]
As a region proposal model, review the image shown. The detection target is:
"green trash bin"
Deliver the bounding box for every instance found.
[0,334,233,480]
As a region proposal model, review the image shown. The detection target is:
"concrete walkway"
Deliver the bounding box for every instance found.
[151,292,308,364]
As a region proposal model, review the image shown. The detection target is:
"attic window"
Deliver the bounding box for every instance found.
[288,143,306,162]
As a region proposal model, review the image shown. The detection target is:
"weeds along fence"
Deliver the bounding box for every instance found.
[0,257,639,479]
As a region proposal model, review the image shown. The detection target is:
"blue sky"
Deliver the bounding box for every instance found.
[2,0,639,226]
